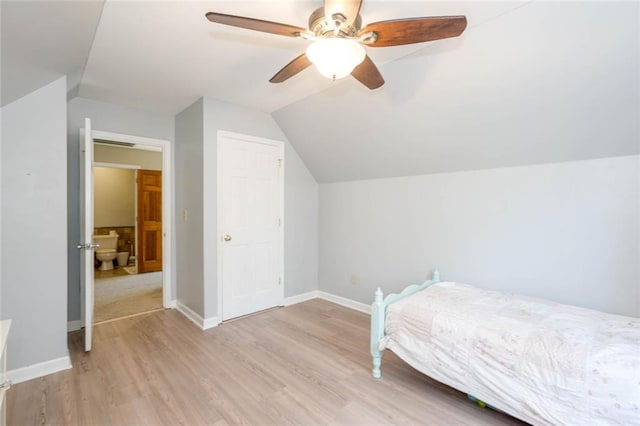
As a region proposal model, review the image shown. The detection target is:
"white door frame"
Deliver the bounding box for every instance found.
[89,130,173,309]
[216,130,285,321]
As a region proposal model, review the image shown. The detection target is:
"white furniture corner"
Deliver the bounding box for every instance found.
[0,320,11,426]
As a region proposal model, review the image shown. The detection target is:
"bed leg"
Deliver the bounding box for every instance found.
[371,287,385,379]
[372,353,382,378]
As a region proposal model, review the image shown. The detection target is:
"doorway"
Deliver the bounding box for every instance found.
[92,145,164,322]
[80,126,172,349]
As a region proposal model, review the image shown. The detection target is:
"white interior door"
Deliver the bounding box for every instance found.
[220,134,283,321]
[79,118,95,352]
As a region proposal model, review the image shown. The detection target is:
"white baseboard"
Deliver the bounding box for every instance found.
[284,290,371,315]
[176,292,368,329]
[7,354,72,384]
[202,316,219,330]
[284,291,319,306]
[67,320,82,332]
[168,299,177,309]
[176,301,219,330]
[317,291,371,314]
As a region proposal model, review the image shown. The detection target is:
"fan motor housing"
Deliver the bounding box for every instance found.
[308,7,362,37]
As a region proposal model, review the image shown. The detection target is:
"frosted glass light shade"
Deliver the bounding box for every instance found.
[306,38,366,80]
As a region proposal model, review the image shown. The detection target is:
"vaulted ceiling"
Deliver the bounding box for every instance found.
[2,1,638,182]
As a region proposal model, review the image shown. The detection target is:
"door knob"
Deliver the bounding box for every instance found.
[223,235,232,242]
[77,243,100,250]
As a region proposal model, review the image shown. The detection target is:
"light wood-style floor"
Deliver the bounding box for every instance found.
[8,299,524,425]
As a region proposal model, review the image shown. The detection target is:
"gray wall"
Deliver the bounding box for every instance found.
[174,99,205,315]
[1,77,68,369]
[201,98,318,319]
[283,140,319,298]
[0,96,3,319]
[67,96,174,322]
[173,97,319,320]
[319,156,639,317]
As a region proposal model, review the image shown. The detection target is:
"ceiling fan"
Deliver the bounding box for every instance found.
[205,0,467,90]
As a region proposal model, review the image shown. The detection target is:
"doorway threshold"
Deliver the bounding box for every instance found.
[220,306,283,324]
[93,307,166,326]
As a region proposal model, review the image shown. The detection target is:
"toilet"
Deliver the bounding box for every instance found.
[94,231,119,271]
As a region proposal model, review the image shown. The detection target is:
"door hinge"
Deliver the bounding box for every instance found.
[277,159,283,169]
[278,217,281,227]
[278,277,282,286]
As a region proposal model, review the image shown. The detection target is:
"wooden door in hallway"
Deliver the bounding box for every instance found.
[137,169,162,273]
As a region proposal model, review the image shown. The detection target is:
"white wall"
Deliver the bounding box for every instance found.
[319,156,639,317]
[174,99,205,316]
[67,97,174,322]
[1,77,68,369]
[93,167,135,227]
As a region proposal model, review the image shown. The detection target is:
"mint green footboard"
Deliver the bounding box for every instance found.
[370,269,440,378]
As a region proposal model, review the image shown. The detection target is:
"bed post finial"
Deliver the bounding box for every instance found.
[433,269,440,282]
[374,287,383,303]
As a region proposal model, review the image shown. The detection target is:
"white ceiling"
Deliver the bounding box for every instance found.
[77,1,530,114]
[2,1,638,182]
[1,0,104,106]
[2,0,531,113]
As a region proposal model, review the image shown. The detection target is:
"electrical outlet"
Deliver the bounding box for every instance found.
[350,274,358,285]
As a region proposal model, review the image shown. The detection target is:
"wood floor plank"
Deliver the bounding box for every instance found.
[7,300,525,425]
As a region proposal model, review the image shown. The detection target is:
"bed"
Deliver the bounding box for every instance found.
[370,271,640,425]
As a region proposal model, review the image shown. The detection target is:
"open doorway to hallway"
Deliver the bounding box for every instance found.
[92,142,164,323]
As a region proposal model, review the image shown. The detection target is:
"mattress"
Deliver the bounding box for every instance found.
[381,282,640,425]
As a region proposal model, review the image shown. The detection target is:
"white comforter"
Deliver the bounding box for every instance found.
[382,282,640,425]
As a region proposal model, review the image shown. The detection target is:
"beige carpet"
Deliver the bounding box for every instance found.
[122,266,137,275]
[94,272,162,323]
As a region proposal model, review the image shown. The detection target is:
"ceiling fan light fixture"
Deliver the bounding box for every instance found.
[306,38,366,80]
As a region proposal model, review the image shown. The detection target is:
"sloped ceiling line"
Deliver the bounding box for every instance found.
[272,1,640,183]
[68,0,107,101]
[3,1,637,185]
[1,0,105,107]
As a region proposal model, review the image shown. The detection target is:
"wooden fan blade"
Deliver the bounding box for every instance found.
[351,55,384,90]
[360,16,467,47]
[323,0,363,26]
[270,53,313,83]
[205,12,306,38]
